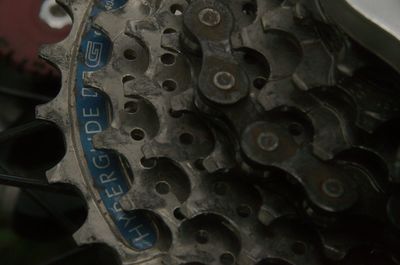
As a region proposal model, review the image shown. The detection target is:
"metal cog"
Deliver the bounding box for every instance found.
[38,0,400,264]
[0,0,71,75]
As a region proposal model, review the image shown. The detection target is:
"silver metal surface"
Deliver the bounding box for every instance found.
[319,0,400,73]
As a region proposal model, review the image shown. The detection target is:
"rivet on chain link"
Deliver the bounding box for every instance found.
[198,8,221,27]
[213,71,236,90]
[257,132,279,152]
[322,178,345,198]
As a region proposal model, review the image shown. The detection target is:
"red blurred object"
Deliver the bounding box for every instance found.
[0,0,71,75]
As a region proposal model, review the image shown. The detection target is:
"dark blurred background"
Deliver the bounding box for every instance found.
[0,1,92,264]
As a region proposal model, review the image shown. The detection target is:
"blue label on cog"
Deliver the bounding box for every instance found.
[74,0,157,250]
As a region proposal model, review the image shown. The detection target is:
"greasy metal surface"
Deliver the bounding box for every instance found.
[38,0,400,264]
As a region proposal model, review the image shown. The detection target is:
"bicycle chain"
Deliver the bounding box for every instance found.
[38,0,400,264]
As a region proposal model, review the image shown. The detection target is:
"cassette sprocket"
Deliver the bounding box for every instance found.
[38,0,400,264]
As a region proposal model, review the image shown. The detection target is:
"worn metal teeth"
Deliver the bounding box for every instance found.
[37,0,400,264]
[261,5,336,88]
[37,0,138,259]
[87,0,331,263]
[92,0,154,40]
[37,0,90,180]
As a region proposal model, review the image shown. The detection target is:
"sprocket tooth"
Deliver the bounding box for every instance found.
[81,59,131,127]
[39,43,69,70]
[202,140,235,173]
[237,20,302,82]
[293,40,336,90]
[119,184,181,221]
[82,67,127,113]
[92,127,129,151]
[202,128,236,173]
[56,0,78,8]
[38,0,90,70]
[93,0,154,40]
[142,113,214,163]
[92,0,152,40]
[82,70,110,92]
[36,97,69,128]
[45,155,79,185]
[56,0,87,17]
[257,187,297,227]
[73,199,122,250]
[259,4,336,90]
[261,6,318,42]
[119,157,193,217]
[45,139,94,195]
[125,19,163,77]
[170,88,194,112]
[309,107,354,160]
[36,59,70,121]
[257,78,317,112]
[92,12,124,41]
